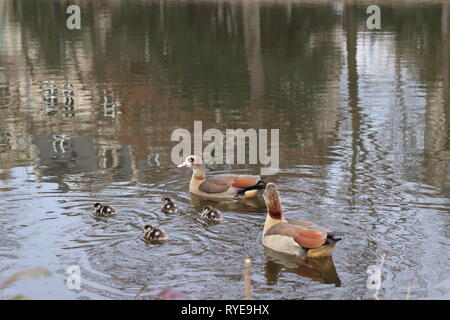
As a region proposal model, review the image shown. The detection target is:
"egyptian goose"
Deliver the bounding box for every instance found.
[199,205,223,222]
[262,183,341,258]
[93,203,117,216]
[143,225,168,241]
[161,197,179,214]
[177,155,267,199]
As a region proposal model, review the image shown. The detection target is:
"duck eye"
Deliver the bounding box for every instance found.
[188,157,194,163]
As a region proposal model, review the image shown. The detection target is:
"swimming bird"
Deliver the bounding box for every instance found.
[262,183,341,258]
[177,155,267,199]
[93,202,117,216]
[161,197,179,214]
[143,225,168,241]
[199,205,223,222]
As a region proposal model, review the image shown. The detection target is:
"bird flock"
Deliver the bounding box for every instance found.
[92,155,341,258]
[93,198,222,242]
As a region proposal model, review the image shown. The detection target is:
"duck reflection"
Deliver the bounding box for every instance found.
[264,247,341,287]
[190,193,265,212]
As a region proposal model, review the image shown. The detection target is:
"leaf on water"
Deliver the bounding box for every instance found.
[0,267,51,289]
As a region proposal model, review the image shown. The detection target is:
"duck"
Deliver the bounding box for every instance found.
[262,183,341,258]
[93,202,117,216]
[177,155,267,199]
[199,205,223,222]
[143,225,168,241]
[161,197,179,214]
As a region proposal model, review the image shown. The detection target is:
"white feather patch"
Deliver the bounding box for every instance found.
[262,235,304,256]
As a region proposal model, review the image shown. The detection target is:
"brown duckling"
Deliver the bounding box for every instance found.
[143,225,168,241]
[161,197,179,214]
[199,205,223,222]
[93,202,117,216]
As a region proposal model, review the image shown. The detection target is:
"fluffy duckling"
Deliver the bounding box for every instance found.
[93,202,117,216]
[161,197,179,214]
[143,225,168,241]
[199,205,223,222]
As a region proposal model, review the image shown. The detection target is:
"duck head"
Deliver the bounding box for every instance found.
[144,224,154,234]
[161,197,173,204]
[263,183,283,219]
[177,155,204,168]
[177,155,205,179]
[94,202,102,210]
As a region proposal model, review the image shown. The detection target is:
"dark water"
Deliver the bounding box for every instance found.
[0,0,449,300]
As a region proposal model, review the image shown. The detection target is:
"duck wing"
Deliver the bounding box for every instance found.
[198,179,231,193]
[289,219,332,233]
[198,174,263,194]
[265,223,328,249]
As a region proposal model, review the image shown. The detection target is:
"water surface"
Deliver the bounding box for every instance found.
[0,0,449,300]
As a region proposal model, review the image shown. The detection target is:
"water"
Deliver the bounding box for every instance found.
[0,0,449,300]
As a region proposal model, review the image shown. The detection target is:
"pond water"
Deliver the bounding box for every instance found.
[0,0,449,300]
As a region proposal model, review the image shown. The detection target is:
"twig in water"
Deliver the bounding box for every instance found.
[243,258,253,300]
[373,251,387,300]
[406,280,413,300]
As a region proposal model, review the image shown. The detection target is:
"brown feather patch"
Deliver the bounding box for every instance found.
[232,175,260,188]
[198,180,231,193]
[295,235,326,249]
[290,220,332,233]
[294,229,326,249]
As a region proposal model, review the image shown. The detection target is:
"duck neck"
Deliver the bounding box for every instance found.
[263,210,287,236]
[191,165,206,180]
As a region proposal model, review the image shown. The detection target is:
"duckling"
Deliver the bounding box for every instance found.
[161,197,179,214]
[199,205,223,222]
[143,224,168,241]
[93,202,117,216]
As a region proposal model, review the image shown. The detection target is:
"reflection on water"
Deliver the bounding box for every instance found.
[0,0,449,299]
[264,248,341,287]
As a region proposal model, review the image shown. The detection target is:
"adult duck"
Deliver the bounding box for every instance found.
[262,183,341,258]
[177,155,267,199]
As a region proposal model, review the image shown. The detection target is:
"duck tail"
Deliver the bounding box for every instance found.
[253,179,268,190]
[236,179,267,196]
[325,232,342,245]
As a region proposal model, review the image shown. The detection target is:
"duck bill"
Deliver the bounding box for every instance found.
[177,162,188,168]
